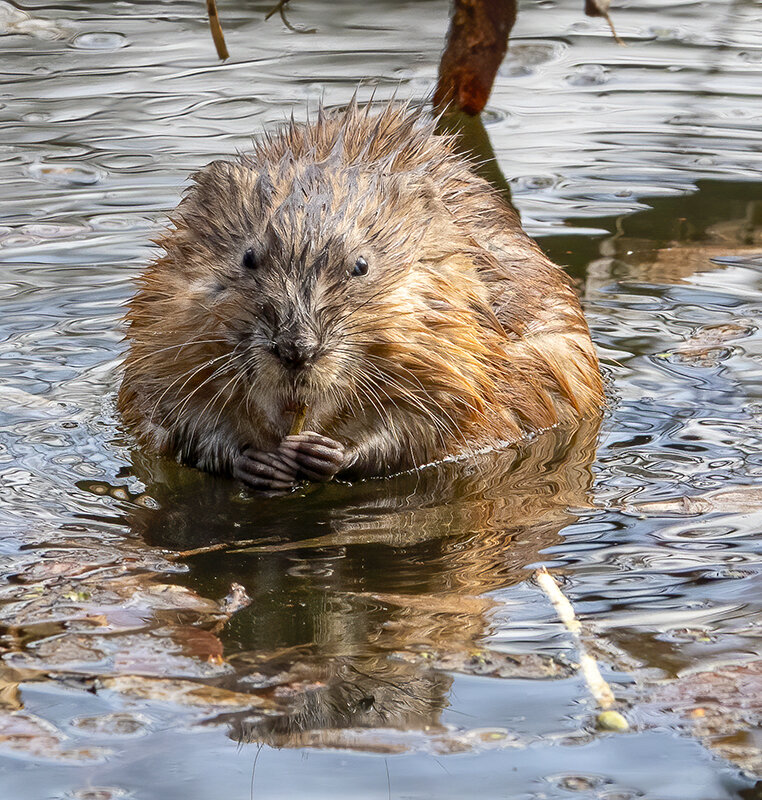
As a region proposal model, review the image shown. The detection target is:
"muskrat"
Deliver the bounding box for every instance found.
[119,101,604,490]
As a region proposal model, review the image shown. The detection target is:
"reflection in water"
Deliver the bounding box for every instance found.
[125,420,599,750]
[543,180,762,288]
[584,196,762,292]
[436,110,515,208]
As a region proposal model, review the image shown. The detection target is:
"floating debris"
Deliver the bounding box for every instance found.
[535,567,629,732]
[596,709,630,732]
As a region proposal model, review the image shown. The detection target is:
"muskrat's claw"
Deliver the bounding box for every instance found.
[278,432,346,482]
[234,448,298,491]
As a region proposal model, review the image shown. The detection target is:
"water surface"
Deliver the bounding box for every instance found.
[3,1,762,798]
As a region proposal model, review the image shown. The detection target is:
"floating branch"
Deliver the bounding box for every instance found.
[167,534,281,559]
[535,566,629,732]
[206,0,229,60]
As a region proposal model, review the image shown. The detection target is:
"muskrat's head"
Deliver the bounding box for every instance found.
[134,103,491,433]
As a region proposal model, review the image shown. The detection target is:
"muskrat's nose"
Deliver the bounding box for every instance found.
[272,339,316,371]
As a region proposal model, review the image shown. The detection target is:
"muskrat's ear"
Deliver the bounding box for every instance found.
[416,176,451,217]
[177,159,260,239]
[186,159,238,200]
[407,176,453,250]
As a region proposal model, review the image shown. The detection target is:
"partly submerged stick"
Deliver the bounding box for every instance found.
[584,0,625,46]
[535,566,629,731]
[206,0,229,60]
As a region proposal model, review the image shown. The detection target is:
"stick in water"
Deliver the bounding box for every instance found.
[584,0,625,46]
[535,566,629,731]
[206,0,229,60]
[289,404,308,436]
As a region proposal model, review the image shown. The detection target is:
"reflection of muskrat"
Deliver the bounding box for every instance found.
[119,102,603,490]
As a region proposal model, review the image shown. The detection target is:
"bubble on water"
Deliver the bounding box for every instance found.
[70,32,128,51]
[501,41,567,77]
[567,64,610,86]
[648,26,683,40]
[28,161,104,186]
[89,214,148,231]
[467,727,511,743]
[551,773,607,792]
[481,107,512,126]
[22,223,87,238]
[69,789,131,800]
[739,50,762,64]
[513,174,557,191]
[71,712,149,737]
[0,233,36,248]
[22,111,50,122]
[514,41,567,67]
[134,494,159,509]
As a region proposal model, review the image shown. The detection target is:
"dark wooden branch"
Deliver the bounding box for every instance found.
[206,0,229,60]
[433,0,517,116]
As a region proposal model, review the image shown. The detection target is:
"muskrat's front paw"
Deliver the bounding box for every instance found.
[278,432,346,482]
[233,448,298,491]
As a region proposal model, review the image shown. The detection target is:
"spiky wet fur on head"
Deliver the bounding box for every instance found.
[119,100,603,478]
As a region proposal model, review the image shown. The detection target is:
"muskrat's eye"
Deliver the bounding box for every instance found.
[242,248,258,270]
[352,256,369,277]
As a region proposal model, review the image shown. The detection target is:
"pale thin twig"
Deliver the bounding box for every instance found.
[535,567,628,728]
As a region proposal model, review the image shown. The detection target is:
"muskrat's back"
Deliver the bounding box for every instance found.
[119,102,604,489]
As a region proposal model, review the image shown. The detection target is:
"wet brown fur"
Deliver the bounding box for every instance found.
[119,101,604,480]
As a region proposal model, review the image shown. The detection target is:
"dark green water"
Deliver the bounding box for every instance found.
[3,1,762,798]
